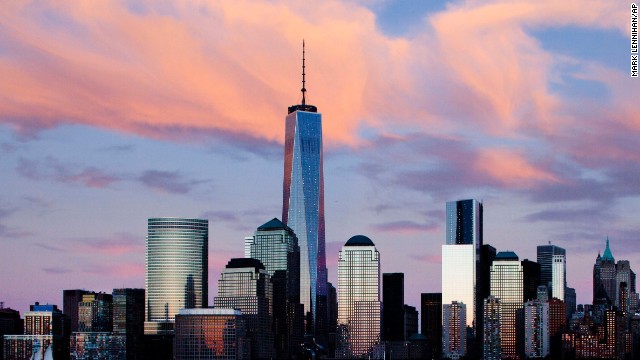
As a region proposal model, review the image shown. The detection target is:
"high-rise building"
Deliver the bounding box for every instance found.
[443,199,483,343]
[145,218,208,335]
[382,273,404,341]
[536,244,566,294]
[593,238,616,305]
[421,293,442,360]
[112,288,145,360]
[64,290,93,334]
[70,332,126,360]
[483,296,501,360]
[336,235,381,358]
[552,254,566,301]
[214,258,274,359]
[0,306,23,357]
[245,218,303,359]
[282,42,327,336]
[490,251,523,359]
[174,308,248,360]
[524,300,550,358]
[443,301,467,360]
[78,293,113,332]
[616,260,636,311]
[4,303,65,360]
[403,305,418,341]
[564,287,576,318]
[522,259,541,302]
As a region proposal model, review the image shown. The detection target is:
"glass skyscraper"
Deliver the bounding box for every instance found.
[490,251,523,359]
[282,44,327,334]
[145,218,208,335]
[536,244,566,297]
[336,235,381,358]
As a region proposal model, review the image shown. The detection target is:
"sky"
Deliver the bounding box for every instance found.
[0,0,638,316]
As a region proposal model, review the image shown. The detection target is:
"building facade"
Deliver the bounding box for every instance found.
[552,254,566,302]
[112,288,145,360]
[443,301,467,360]
[78,293,113,332]
[420,293,442,360]
[145,218,208,335]
[490,252,523,359]
[536,244,566,296]
[483,296,501,360]
[3,303,65,360]
[524,300,550,358]
[70,332,126,360]
[245,218,303,359]
[593,238,616,305]
[336,235,381,358]
[174,308,248,360]
[282,45,327,336]
[213,258,274,359]
[382,273,404,341]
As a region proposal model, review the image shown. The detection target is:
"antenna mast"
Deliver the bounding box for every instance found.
[301,40,306,105]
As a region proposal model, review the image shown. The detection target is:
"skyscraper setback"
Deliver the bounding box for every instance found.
[282,42,327,334]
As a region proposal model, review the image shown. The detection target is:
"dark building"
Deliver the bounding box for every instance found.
[420,293,442,359]
[0,306,23,357]
[327,282,338,357]
[214,258,274,359]
[548,298,566,357]
[64,290,92,333]
[403,305,418,340]
[78,293,113,332]
[537,244,566,294]
[245,218,303,359]
[113,288,145,360]
[383,273,405,341]
[522,259,541,302]
[4,303,66,360]
[593,238,616,305]
[478,244,496,352]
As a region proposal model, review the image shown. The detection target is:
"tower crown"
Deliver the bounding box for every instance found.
[602,237,614,262]
[288,40,317,114]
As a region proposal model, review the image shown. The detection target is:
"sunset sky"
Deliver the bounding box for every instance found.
[1,0,638,315]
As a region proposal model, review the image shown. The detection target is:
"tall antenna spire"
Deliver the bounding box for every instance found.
[301,39,306,105]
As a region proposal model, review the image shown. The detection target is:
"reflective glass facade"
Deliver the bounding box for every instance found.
[174,308,248,360]
[336,236,380,358]
[70,332,126,360]
[490,253,523,359]
[145,218,208,334]
[536,244,566,292]
[442,244,475,327]
[282,109,327,330]
[112,288,145,360]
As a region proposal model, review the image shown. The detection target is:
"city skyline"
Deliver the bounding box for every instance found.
[0,0,638,319]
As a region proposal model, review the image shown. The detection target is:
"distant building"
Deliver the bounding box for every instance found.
[443,301,466,360]
[214,258,274,359]
[403,305,418,341]
[420,293,442,360]
[524,300,550,358]
[70,332,126,360]
[616,260,636,311]
[336,235,381,358]
[78,293,113,332]
[382,273,404,341]
[0,306,23,357]
[244,218,303,359]
[537,244,566,295]
[483,296,501,360]
[145,218,208,335]
[4,303,65,360]
[174,308,248,360]
[552,254,566,301]
[64,290,93,334]
[593,238,616,305]
[490,251,523,359]
[522,259,541,302]
[112,288,145,360]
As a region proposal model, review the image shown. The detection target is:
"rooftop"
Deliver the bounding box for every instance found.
[345,235,375,247]
[495,251,519,261]
[225,258,265,270]
[257,218,293,232]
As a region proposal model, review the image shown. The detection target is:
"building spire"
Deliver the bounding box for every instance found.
[602,236,614,262]
[301,39,306,105]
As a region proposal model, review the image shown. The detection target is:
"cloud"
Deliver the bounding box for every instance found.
[33,242,64,252]
[16,156,121,188]
[75,232,143,256]
[42,267,72,274]
[410,253,441,265]
[138,170,209,194]
[370,220,438,234]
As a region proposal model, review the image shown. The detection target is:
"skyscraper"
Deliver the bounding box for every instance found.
[593,238,616,305]
[420,293,442,360]
[536,244,566,295]
[78,293,113,332]
[336,235,381,358]
[616,260,636,311]
[483,296,501,360]
[523,300,550,358]
[145,218,208,335]
[552,254,566,301]
[443,199,484,341]
[112,288,145,360]
[382,273,404,341]
[490,251,523,359]
[245,218,303,359]
[4,303,65,360]
[213,258,274,359]
[443,301,467,360]
[282,42,327,335]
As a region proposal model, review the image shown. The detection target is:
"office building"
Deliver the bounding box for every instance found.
[483,296,501,360]
[443,199,484,345]
[536,244,566,295]
[403,305,418,340]
[64,290,93,334]
[112,288,145,360]
[4,303,65,360]
[145,218,208,335]
[522,259,541,302]
[524,300,550,358]
[245,218,303,359]
[336,235,381,358]
[420,293,442,359]
[214,258,274,359]
[443,301,466,360]
[565,287,576,318]
[70,332,126,360]
[0,306,23,357]
[382,273,404,341]
[593,238,616,305]
[616,260,636,311]
[282,42,327,336]
[490,251,523,359]
[174,308,248,360]
[552,254,566,301]
[78,293,113,332]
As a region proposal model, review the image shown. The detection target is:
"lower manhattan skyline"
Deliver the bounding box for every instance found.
[0,0,638,322]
